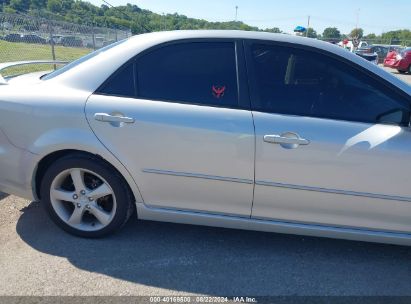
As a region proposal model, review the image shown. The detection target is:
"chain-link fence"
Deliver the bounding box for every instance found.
[0,12,132,76]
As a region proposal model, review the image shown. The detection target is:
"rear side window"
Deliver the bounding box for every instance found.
[98,63,135,97]
[136,42,239,108]
[247,43,410,125]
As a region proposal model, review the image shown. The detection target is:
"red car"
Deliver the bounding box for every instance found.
[384,47,411,74]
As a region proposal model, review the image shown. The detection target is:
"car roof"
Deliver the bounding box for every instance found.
[50,30,411,96]
[127,30,346,56]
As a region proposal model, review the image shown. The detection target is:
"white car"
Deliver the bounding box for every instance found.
[1,31,411,245]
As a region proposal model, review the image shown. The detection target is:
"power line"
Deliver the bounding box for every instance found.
[101,0,151,33]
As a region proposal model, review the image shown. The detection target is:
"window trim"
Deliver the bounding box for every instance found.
[96,38,250,111]
[244,39,411,127]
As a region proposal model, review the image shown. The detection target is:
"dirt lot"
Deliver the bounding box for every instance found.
[0,67,410,297]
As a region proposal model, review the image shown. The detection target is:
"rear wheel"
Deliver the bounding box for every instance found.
[408,65,411,74]
[40,154,134,238]
[398,70,406,74]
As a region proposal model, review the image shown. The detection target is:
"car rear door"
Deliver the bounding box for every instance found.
[85,40,255,216]
[245,41,411,233]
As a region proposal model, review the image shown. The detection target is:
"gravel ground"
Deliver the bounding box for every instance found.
[382,66,411,83]
[0,67,410,297]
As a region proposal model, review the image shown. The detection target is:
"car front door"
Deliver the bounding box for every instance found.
[85,40,255,216]
[245,41,411,233]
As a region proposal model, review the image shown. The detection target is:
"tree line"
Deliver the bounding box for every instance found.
[0,0,410,44]
[316,27,411,45]
[0,0,281,33]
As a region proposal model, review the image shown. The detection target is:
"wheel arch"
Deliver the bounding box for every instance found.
[33,149,144,209]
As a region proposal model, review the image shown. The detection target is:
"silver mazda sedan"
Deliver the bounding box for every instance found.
[1,31,411,245]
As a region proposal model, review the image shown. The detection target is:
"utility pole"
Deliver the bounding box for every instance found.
[162,12,166,31]
[306,15,310,37]
[235,6,238,22]
[92,23,96,50]
[48,21,56,70]
[355,9,360,32]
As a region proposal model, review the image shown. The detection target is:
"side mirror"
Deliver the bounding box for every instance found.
[376,109,409,125]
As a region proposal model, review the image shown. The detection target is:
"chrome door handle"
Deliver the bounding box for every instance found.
[94,113,135,124]
[264,132,310,149]
[264,135,310,145]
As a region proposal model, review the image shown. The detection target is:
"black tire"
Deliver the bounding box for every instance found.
[398,70,406,74]
[40,153,134,238]
[408,65,411,74]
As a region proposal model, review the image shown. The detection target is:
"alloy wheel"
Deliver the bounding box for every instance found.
[49,168,117,232]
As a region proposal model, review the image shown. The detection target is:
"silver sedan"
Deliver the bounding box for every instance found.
[1,30,411,245]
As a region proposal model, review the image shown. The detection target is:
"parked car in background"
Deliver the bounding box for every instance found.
[103,40,116,47]
[47,35,63,45]
[357,45,388,64]
[3,33,47,44]
[384,48,411,74]
[21,34,47,44]
[3,33,22,42]
[384,47,403,67]
[388,46,404,53]
[60,36,83,47]
[95,36,105,48]
[1,31,411,245]
[354,49,379,65]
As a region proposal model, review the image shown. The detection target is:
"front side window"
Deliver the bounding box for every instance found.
[136,42,239,108]
[248,43,410,125]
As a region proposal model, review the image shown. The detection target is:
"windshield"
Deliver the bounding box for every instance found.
[42,39,128,80]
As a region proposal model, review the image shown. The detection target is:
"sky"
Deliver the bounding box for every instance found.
[86,0,411,35]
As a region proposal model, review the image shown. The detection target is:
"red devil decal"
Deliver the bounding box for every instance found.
[212,85,226,99]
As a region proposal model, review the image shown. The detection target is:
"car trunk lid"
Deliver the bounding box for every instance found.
[0,60,67,85]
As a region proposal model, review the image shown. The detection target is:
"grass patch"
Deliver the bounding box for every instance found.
[0,40,91,77]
